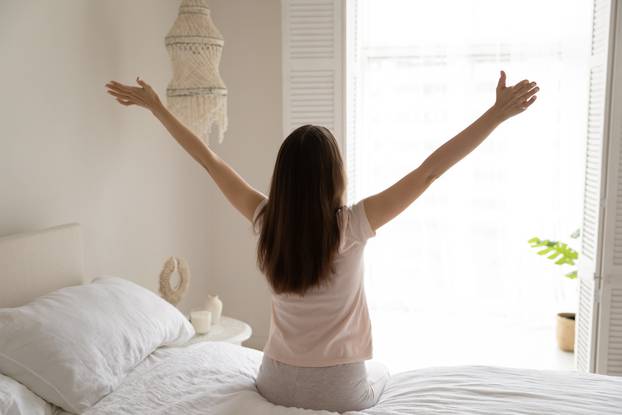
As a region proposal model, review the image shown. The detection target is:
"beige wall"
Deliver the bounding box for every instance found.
[0,0,281,349]
[205,0,282,350]
[0,0,212,313]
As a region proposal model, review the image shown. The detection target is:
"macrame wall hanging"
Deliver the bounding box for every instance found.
[165,0,228,143]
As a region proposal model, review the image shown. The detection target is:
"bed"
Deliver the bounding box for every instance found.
[1,224,622,415]
[78,341,622,415]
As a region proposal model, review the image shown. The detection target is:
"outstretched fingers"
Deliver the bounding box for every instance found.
[106,81,126,94]
[105,77,161,111]
[107,89,144,105]
[510,83,539,107]
[493,71,539,118]
[511,79,531,94]
[520,95,537,111]
[515,85,539,103]
[108,80,135,91]
[106,80,147,107]
[106,89,130,99]
[106,81,142,98]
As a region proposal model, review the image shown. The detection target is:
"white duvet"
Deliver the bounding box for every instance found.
[80,342,622,415]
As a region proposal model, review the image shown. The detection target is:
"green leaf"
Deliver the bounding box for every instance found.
[528,234,580,275]
[555,257,568,265]
[565,270,578,279]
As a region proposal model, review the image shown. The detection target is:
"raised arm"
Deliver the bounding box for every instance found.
[364,71,539,231]
[105,77,265,222]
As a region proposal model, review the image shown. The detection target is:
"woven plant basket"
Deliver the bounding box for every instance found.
[556,312,575,352]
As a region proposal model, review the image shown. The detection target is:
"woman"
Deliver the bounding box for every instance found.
[105,70,538,412]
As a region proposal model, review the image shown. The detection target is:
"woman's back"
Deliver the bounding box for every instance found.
[254,198,389,412]
[254,198,376,367]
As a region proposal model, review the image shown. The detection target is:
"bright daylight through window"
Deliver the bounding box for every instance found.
[349,0,592,372]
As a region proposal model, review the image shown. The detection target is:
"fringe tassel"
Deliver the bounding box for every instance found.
[167,94,228,144]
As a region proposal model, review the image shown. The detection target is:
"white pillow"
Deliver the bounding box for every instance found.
[0,373,54,415]
[0,277,195,413]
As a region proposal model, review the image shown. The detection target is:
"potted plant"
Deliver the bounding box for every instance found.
[528,229,579,352]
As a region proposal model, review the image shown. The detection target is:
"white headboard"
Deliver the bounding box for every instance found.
[0,223,86,308]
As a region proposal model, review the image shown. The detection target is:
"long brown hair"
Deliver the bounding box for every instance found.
[254,125,346,296]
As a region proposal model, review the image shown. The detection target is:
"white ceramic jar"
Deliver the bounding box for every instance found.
[205,295,223,325]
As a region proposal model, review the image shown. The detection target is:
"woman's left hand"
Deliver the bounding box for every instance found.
[105,77,163,113]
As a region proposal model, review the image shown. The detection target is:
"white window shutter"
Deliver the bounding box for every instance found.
[576,0,614,374]
[282,0,345,150]
[596,0,622,376]
[345,0,361,204]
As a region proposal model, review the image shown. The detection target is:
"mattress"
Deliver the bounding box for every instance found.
[79,342,622,415]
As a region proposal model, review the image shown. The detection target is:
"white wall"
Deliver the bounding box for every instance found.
[205,0,282,350]
[0,0,281,350]
[0,0,212,313]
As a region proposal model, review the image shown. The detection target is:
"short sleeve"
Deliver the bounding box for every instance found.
[350,199,376,241]
[252,198,268,233]
[337,199,376,252]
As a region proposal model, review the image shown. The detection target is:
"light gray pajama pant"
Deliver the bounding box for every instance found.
[256,355,390,413]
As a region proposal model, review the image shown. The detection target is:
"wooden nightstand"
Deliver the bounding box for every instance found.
[187,316,252,346]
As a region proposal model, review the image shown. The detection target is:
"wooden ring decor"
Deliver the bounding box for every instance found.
[159,256,190,306]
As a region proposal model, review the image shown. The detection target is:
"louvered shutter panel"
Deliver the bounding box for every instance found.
[575,0,614,373]
[596,0,622,376]
[345,0,360,204]
[282,0,345,149]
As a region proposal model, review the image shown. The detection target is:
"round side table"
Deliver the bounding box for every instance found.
[188,315,252,346]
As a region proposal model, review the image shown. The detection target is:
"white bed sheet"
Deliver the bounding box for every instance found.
[79,342,622,415]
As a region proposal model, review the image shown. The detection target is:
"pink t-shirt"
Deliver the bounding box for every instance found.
[252,198,376,367]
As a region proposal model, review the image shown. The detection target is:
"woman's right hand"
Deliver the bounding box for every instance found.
[105,77,163,113]
[492,70,539,122]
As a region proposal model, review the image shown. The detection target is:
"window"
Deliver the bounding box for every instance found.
[350,0,592,371]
